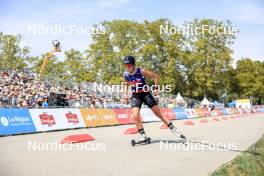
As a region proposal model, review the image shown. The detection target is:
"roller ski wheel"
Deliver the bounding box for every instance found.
[182,139,188,145]
[180,135,189,145]
[131,137,151,146]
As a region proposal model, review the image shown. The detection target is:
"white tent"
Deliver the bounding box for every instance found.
[176,92,184,102]
[175,92,187,107]
[201,97,211,106]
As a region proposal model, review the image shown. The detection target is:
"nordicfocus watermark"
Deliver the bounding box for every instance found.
[27,24,106,35]
[160,24,238,35]
[93,83,172,93]
[27,140,106,151]
[160,141,238,151]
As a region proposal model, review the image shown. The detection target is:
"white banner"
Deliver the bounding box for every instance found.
[140,108,161,122]
[29,108,85,132]
[185,109,198,119]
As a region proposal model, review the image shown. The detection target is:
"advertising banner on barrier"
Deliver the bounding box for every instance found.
[160,108,176,120]
[220,108,231,115]
[80,108,102,127]
[96,109,119,126]
[55,109,85,128]
[29,109,84,131]
[173,108,188,120]
[235,99,251,109]
[0,109,36,135]
[185,109,198,119]
[141,108,161,122]
[210,109,223,116]
[229,108,241,114]
[125,108,136,122]
[126,108,143,121]
[255,105,264,112]
[257,108,264,112]
[195,108,210,117]
[114,108,134,124]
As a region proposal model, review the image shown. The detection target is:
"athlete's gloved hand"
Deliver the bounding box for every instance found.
[123,95,129,104]
[153,86,159,96]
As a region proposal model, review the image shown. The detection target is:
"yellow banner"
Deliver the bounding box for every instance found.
[96,109,119,126]
[80,108,102,127]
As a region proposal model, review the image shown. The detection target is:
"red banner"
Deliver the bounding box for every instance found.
[113,108,134,124]
[160,108,176,120]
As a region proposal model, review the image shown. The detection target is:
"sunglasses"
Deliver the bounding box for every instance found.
[125,64,133,68]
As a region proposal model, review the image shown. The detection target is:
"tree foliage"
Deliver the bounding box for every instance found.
[0,18,263,104]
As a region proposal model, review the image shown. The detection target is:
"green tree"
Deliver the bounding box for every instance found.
[0,32,30,71]
[87,18,185,91]
[34,53,67,85]
[235,58,264,104]
[183,19,236,100]
[64,49,91,83]
[87,20,147,84]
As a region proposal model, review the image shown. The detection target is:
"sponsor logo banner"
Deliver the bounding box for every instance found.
[210,109,223,116]
[141,108,161,122]
[0,109,36,135]
[195,108,210,117]
[113,108,134,124]
[80,108,102,127]
[96,109,119,126]
[80,109,119,127]
[161,108,176,120]
[29,109,85,131]
[229,108,241,115]
[185,109,198,118]
[221,108,231,115]
[173,108,188,120]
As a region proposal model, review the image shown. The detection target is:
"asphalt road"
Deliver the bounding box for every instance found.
[1,113,264,176]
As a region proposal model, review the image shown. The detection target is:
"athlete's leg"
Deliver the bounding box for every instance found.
[143,92,170,124]
[131,94,149,140]
[131,107,143,129]
[150,105,170,125]
[151,105,186,139]
[131,107,149,141]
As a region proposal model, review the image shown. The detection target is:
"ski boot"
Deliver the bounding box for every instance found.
[168,122,188,143]
[131,128,151,146]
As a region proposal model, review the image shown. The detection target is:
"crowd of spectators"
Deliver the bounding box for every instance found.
[0,71,121,108]
[0,71,195,109]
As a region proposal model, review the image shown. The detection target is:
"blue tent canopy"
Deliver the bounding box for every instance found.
[228,101,236,107]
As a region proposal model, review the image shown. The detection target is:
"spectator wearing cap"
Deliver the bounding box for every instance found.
[42,98,49,108]
[36,98,43,107]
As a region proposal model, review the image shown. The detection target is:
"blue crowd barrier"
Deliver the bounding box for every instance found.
[0,108,37,135]
[172,107,188,120]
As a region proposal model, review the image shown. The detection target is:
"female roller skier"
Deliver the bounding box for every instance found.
[123,55,187,145]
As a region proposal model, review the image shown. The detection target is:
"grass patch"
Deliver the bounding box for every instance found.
[211,134,264,176]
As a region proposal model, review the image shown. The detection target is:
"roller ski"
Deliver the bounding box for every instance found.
[167,122,188,144]
[131,128,151,146]
[131,137,151,146]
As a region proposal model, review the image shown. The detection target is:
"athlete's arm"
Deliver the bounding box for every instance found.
[141,69,159,87]
[123,77,129,103]
[141,68,159,96]
[123,77,129,96]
